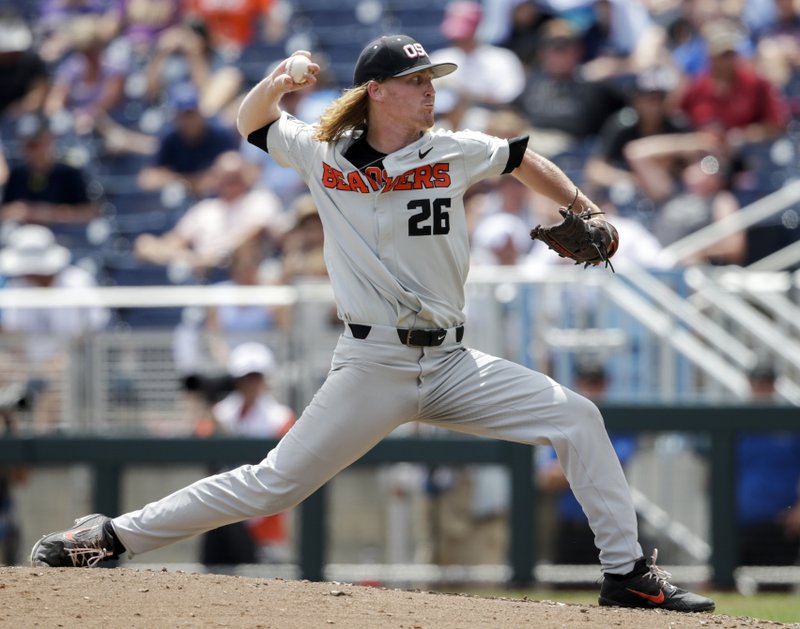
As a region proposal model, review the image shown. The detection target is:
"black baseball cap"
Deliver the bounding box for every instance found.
[353,34,457,86]
[575,355,607,383]
[748,361,776,383]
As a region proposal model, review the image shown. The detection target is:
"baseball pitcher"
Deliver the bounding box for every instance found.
[32,34,713,613]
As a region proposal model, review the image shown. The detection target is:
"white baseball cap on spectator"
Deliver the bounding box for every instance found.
[472,212,531,255]
[0,224,71,277]
[634,65,678,95]
[702,19,745,57]
[227,342,276,379]
[0,17,33,53]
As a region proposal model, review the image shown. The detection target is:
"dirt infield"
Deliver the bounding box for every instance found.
[0,566,792,628]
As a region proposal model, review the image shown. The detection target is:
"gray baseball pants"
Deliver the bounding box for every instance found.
[113,324,642,574]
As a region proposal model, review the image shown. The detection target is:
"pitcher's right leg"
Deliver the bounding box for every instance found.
[113,364,416,554]
[33,335,421,564]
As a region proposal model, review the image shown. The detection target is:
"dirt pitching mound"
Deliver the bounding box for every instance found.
[0,567,788,628]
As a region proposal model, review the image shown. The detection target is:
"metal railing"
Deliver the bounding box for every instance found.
[658,178,800,268]
[2,267,799,431]
[685,268,800,389]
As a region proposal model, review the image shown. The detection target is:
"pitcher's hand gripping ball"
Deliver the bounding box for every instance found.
[286,55,311,84]
[530,189,619,271]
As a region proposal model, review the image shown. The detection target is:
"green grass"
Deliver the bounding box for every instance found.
[451,589,800,624]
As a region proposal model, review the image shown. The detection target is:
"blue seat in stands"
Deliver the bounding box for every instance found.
[104,189,168,216]
[238,40,290,84]
[103,257,173,286]
[101,256,197,328]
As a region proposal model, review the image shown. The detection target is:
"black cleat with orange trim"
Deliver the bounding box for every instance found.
[599,550,715,613]
[31,513,122,568]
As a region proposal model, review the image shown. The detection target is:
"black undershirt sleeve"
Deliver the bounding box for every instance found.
[246,119,279,153]
[502,135,530,174]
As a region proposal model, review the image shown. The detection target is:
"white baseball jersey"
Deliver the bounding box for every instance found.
[247,112,523,329]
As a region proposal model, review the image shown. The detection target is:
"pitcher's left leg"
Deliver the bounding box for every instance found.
[421,347,641,573]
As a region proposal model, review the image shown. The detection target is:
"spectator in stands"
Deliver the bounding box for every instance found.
[184,0,284,56]
[279,194,326,284]
[137,83,239,196]
[196,342,295,568]
[0,144,8,187]
[678,18,789,152]
[144,16,243,123]
[0,401,28,565]
[240,142,307,209]
[0,224,109,430]
[471,211,531,267]
[756,0,800,44]
[625,133,747,266]
[738,0,780,35]
[0,14,49,118]
[584,65,688,194]
[579,0,669,81]
[44,14,129,136]
[471,174,538,231]
[498,0,554,69]
[513,18,626,157]
[753,0,800,91]
[668,1,753,79]
[429,1,527,129]
[134,150,283,280]
[205,241,286,369]
[106,0,183,63]
[0,113,99,225]
[536,357,638,566]
[737,362,800,575]
[35,0,116,64]
[279,194,338,328]
[421,460,511,567]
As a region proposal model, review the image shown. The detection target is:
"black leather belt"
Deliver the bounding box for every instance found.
[348,324,464,346]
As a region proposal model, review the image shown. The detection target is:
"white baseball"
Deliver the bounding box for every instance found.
[286,55,311,84]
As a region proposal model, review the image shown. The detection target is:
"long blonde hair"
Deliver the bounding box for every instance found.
[313,84,370,143]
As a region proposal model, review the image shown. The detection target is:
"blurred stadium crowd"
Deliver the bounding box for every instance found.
[1,0,800,328]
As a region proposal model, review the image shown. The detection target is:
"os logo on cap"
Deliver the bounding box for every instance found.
[353,34,458,86]
[403,42,427,58]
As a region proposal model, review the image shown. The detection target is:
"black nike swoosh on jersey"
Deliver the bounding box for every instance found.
[419,146,433,159]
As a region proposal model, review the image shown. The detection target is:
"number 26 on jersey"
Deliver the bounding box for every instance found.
[407,198,450,236]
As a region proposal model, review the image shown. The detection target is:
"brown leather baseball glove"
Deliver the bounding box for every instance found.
[530,192,619,271]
